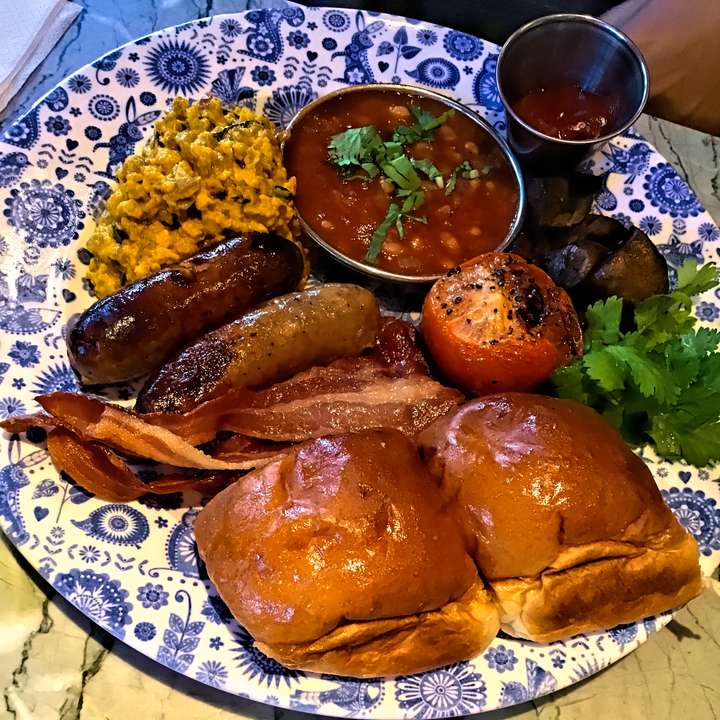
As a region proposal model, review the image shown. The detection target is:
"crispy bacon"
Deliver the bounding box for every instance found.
[31,361,461,448]
[207,370,463,441]
[0,317,458,501]
[46,428,238,501]
[0,321,460,483]
[47,428,149,502]
[0,413,52,433]
[208,434,293,462]
[36,393,271,471]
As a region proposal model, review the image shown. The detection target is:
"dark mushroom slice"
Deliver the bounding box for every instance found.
[585,228,669,305]
[526,174,607,229]
[542,240,609,291]
[555,214,630,251]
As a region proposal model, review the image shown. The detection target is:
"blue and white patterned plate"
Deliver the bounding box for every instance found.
[1,3,719,717]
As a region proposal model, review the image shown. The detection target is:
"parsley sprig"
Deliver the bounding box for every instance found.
[551,259,720,466]
[327,104,456,263]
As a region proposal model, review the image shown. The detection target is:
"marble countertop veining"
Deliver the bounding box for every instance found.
[0,2,719,720]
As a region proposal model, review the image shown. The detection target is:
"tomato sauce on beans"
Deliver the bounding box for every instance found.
[285,89,519,276]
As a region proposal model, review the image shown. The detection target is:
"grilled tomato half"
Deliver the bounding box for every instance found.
[422,253,582,394]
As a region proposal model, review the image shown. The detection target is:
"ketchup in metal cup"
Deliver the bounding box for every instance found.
[513,84,617,141]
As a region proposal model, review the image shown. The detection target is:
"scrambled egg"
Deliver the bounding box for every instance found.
[86,96,299,297]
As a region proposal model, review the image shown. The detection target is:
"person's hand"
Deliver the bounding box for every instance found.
[602,0,720,135]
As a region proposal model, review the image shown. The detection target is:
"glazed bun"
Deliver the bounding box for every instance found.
[418,393,703,643]
[195,429,500,677]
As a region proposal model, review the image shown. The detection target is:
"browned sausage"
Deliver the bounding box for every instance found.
[67,235,305,384]
[135,284,380,413]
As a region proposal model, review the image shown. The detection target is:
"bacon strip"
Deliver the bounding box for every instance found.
[33,364,461,452]
[37,393,267,471]
[46,428,240,501]
[47,428,149,501]
[208,434,293,463]
[0,413,52,433]
[213,373,463,441]
[1,322,459,476]
[0,320,455,500]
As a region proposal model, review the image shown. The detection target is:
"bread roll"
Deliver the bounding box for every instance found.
[418,393,703,642]
[195,429,500,677]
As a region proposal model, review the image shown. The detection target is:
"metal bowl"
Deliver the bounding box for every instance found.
[497,14,649,171]
[283,83,526,285]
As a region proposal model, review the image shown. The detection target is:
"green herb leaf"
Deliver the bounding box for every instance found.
[400,190,425,214]
[552,363,595,404]
[445,170,458,195]
[409,104,455,133]
[582,348,626,392]
[607,344,678,403]
[365,190,427,264]
[382,141,404,160]
[649,415,720,467]
[411,158,442,181]
[360,162,380,178]
[366,203,401,263]
[445,160,479,195]
[676,259,720,297]
[583,297,623,349]
[328,126,384,167]
[380,154,422,191]
[550,258,720,466]
[390,105,455,145]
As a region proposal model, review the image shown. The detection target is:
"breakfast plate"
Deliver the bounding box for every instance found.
[0,2,719,716]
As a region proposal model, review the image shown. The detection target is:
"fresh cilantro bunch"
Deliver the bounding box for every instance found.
[552,259,720,466]
[327,104,479,263]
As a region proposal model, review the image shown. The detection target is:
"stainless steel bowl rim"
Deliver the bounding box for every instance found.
[496,13,650,147]
[282,83,526,284]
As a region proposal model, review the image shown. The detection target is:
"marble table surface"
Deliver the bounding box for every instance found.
[1,1,719,719]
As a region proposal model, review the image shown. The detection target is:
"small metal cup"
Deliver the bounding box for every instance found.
[497,14,649,172]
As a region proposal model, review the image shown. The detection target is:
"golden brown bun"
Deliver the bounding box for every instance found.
[258,580,499,678]
[418,393,703,641]
[195,429,499,675]
[492,531,702,642]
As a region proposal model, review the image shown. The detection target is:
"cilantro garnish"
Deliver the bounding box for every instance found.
[391,104,455,145]
[365,193,427,263]
[411,158,443,185]
[380,154,422,191]
[366,203,402,264]
[551,259,720,466]
[328,126,385,169]
[444,160,492,195]
[326,104,459,263]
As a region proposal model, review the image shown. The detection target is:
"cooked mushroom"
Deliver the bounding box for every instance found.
[526,174,607,228]
[586,228,670,304]
[543,240,609,291]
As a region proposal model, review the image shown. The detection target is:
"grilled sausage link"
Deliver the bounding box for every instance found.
[135,283,380,413]
[68,234,305,383]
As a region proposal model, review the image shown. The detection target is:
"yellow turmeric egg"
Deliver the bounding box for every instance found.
[85,96,300,297]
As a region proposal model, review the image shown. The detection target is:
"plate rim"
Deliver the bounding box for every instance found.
[0,3,717,717]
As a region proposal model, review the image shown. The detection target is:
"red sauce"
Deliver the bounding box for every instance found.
[514,85,616,141]
[284,89,519,276]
